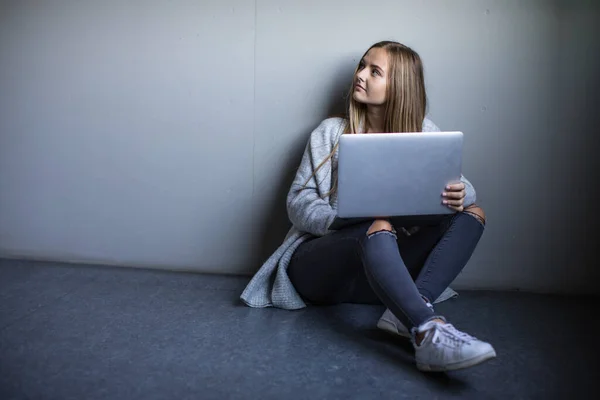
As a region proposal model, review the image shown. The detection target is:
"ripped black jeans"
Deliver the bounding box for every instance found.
[287,210,485,330]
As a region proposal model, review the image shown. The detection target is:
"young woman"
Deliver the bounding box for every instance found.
[241,41,496,372]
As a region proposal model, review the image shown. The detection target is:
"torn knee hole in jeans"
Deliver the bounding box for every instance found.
[463,210,486,226]
[366,228,397,239]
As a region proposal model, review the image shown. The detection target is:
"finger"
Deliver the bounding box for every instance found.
[445,183,466,192]
[447,204,464,212]
[442,190,466,199]
[443,199,463,207]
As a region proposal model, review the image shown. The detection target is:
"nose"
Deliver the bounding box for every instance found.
[356,68,367,83]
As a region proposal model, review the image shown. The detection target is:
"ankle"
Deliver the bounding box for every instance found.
[415,319,445,345]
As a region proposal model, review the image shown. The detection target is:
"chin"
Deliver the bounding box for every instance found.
[352,92,367,104]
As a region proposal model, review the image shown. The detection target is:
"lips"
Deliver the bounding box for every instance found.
[354,83,365,91]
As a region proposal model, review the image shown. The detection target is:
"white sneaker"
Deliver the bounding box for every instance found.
[412,321,496,372]
[377,302,435,339]
[377,309,411,338]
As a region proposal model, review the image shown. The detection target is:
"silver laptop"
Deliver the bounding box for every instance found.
[329,131,463,229]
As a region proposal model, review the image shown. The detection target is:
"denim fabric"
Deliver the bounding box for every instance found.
[287,212,485,329]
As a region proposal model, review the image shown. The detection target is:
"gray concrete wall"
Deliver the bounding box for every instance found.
[1,0,598,294]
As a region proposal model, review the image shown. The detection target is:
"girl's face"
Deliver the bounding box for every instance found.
[352,47,389,106]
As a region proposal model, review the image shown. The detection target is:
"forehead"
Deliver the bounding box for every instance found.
[363,47,389,69]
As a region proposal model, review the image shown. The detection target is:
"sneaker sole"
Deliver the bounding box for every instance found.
[417,349,497,372]
[376,318,411,339]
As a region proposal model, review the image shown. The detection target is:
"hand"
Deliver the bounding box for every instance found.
[442,183,466,212]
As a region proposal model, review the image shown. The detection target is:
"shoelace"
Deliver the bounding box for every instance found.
[430,323,475,346]
[443,324,478,341]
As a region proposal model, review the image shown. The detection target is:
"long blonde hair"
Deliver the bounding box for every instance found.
[306,41,428,196]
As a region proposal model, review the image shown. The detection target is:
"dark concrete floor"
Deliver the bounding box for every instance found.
[0,258,596,399]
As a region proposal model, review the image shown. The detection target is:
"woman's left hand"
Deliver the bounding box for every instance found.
[442,183,466,212]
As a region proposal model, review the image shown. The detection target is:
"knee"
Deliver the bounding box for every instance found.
[367,219,394,236]
[463,204,486,225]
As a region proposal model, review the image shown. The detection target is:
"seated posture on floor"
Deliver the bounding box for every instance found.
[241,41,496,372]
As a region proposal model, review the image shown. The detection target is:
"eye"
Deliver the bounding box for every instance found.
[357,61,365,70]
[372,69,381,77]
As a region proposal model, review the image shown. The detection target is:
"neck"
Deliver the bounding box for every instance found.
[365,105,385,133]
